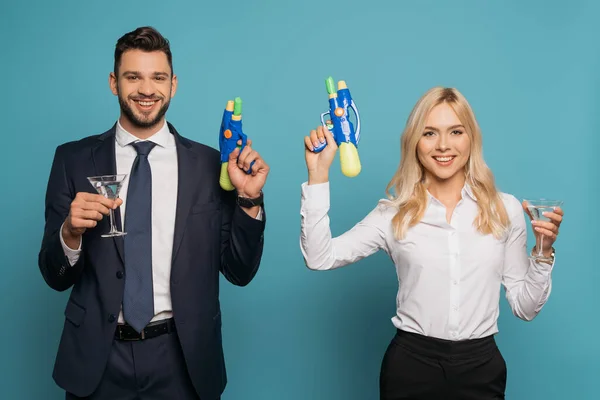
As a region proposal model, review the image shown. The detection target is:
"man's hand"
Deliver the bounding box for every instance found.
[228,138,270,199]
[226,139,269,218]
[62,192,122,249]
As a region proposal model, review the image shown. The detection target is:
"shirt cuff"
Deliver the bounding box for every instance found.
[529,249,556,277]
[301,181,330,210]
[60,222,82,266]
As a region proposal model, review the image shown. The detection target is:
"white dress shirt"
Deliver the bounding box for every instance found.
[299,182,555,341]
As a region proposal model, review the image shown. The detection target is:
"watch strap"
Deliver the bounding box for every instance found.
[237,191,264,208]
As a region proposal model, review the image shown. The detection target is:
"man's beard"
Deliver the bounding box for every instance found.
[118,89,171,129]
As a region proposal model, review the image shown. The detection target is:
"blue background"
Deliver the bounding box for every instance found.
[1,0,598,398]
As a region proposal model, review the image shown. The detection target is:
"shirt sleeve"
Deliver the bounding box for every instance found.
[59,221,82,266]
[502,194,554,321]
[299,181,389,270]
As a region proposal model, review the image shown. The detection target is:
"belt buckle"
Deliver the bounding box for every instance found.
[118,326,145,341]
[117,326,127,341]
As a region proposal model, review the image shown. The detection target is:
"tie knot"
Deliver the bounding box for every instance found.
[131,141,157,156]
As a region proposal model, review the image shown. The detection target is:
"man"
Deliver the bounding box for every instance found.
[38,26,269,399]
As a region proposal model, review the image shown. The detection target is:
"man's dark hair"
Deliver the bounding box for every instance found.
[114,26,173,76]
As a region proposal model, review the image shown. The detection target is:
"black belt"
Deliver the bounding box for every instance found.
[115,318,176,341]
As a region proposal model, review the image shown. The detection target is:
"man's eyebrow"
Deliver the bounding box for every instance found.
[121,71,170,77]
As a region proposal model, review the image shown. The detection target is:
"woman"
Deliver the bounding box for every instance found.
[299,87,564,399]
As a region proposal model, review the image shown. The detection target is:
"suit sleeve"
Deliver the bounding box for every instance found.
[219,188,266,286]
[38,145,85,291]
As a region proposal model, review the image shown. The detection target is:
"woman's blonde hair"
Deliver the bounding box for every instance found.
[385,87,509,240]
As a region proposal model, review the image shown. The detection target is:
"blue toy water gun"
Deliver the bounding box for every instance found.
[219,97,254,191]
[312,76,362,177]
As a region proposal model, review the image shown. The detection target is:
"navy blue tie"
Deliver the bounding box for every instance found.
[123,141,156,332]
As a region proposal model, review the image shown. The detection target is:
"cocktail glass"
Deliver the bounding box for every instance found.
[523,198,563,263]
[87,174,127,237]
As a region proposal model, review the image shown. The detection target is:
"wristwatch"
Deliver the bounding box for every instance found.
[237,191,264,208]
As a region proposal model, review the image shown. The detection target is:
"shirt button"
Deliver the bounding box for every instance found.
[453,305,459,311]
[108,314,116,323]
[451,332,457,338]
[453,280,458,285]
[116,271,124,279]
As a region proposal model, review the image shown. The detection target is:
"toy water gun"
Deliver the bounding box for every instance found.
[312,76,362,177]
[219,97,254,191]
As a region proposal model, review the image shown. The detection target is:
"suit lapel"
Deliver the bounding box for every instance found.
[91,124,125,265]
[170,123,201,264]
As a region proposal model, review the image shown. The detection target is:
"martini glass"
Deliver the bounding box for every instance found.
[87,174,127,237]
[523,198,563,263]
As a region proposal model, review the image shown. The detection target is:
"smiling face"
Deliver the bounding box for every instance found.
[417,102,471,187]
[109,49,177,137]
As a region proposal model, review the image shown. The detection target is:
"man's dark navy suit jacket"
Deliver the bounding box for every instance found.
[38,123,266,399]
